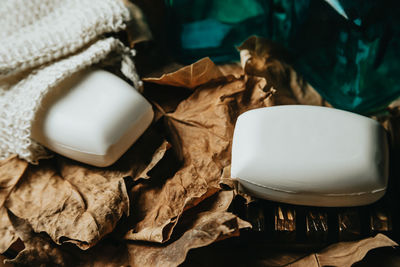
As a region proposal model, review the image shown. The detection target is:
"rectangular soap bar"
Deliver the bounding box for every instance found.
[231,105,389,207]
[32,69,153,167]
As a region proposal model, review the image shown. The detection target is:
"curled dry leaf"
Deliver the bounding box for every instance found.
[290,234,398,267]
[127,190,250,267]
[2,128,170,250]
[0,209,17,255]
[380,107,400,150]
[0,156,28,204]
[122,0,153,47]
[143,57,227,89]
[5,211,73,267]
[127,211,250,267]
[217,62,244,79]
[5,158,129,250]
[80,127,170,183]
[4,191,249,267]
[127,60,273,243]
[0,155,28,253]
[6,208,132,267]
[134,140,170,180]
[238,36,330,107]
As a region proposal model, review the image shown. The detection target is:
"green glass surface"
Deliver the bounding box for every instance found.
[166,0,269,63]
[166,0,400,114]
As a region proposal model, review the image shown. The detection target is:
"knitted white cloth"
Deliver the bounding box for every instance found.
[0,0,142,163]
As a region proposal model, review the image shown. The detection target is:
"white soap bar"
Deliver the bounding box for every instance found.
[231,105,389,207]
[32,69,153,167]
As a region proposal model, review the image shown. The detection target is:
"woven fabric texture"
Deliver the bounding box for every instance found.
[0,0,141,163]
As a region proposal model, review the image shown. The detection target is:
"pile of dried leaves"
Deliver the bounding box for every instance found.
[0,36,398,266]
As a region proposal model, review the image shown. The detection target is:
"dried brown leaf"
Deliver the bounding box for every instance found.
[126,59,273,243]
[217,62,244,79]
[290,234,398,267]
[0,156,28,207]
[84,127,170,182]
[380,108,400,150]
[143,57,226,89]
[0,208,17,254]
[5,158,129,250]
[127,211,250,267]
[136,140,171,180]
[6,209,131,267]
[0,255,12,267]
[0,155,28,253]
[5,211,73,267]
[238,36,330,107]
[3,129,169,250]
[5,191,248,267]
[126,191,249,267]
[122,0,153,47]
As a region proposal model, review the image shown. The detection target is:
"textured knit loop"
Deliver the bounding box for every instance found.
[0,0,130,77]
[0,0,142,163]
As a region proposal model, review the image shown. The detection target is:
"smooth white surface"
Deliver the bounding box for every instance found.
[32,69,153,167]
[231,105,389,207]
